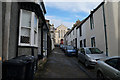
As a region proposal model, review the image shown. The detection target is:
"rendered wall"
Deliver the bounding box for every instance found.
[8,2,19,59]
[118,2,120,56]
[105,2,118,56]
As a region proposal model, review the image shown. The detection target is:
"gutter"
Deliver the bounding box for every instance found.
[102,3,108,56]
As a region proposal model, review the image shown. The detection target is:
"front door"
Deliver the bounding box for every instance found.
[75,38,77,48]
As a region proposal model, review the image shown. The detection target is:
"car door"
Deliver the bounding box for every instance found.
[103,58,120,80]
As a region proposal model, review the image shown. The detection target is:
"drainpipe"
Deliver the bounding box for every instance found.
[3,2,11,60]
[41,25,43,59]
[102,3,108,56]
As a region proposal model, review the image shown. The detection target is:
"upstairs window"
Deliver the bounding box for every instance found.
[90,14,94,30]
[64,30,65,36]
[58,30,60,38]
[79,26,82,36]
[61,30,63,38]
[19,9,38,47]
[73,29,74,35]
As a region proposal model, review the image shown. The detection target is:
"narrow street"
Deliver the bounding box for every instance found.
[35,47,96,79]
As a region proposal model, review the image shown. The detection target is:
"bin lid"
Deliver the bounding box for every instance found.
[3,59,27,66]
[15,55,35,62]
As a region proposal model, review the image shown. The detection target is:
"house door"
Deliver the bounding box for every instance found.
[75,38,77,48]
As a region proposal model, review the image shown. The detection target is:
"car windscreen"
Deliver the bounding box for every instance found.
[116,59,120,71]
[86,48,102,54]
[67,46,74,50]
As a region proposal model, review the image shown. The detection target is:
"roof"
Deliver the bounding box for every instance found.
[41,1,46,14]
[64,30,71,37]
[76,2,104,29]
[56,24,68,29]
[67,20,83,35]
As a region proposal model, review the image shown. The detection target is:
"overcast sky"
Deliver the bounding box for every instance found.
[44,0,103,28]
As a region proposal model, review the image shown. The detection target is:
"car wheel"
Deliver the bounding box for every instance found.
[97,71,104,80]
[85,61,88,67]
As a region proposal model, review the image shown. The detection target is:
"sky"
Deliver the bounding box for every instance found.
[44,0,103,28]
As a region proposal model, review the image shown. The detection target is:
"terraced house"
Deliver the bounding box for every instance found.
[65,1,120,57]
[64,20,81,48]
[1,0,51,79]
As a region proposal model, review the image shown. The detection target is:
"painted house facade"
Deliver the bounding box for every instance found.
[1,0,49,79]
[64,1,119,57]
[65,20,81,48]
[49,24,55,50]
[76,1,119,57]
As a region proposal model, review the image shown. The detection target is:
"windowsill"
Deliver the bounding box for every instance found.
[18,43,38,48]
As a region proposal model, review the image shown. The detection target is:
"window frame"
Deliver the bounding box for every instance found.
[19,9,38,47]
[105,58,120,71]
[79,26,82,36]
[58,30,60,38]
[90,14,94,30]
[73,29,74,35]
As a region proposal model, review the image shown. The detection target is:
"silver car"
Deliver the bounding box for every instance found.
[78,47,107,67]
[96,56,120,80]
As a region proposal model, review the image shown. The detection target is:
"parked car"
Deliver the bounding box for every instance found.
[78,47,107,67]
[54,44,60,47]
[62,45,67,52]
[60,44,67,51]
[60,44,64,49]
[64,45,77,56]
[96,56,120,80]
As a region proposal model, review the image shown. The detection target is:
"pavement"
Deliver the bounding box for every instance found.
[34,47,96,79]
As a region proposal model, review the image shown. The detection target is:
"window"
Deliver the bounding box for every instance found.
[84,39,86,47]
[67,46,74,50]
[87,48,102,54]
[73,29,74,35]
[34,15,38,45]
[105,58,120,71]
[58,30,60,38]
[19,9,38,46]
[91,37,96,47]
[79,26,82,36]
[80,40,82,48]
[90,14,94,30]
[64,30,65,36]
[61,30,63,38]
[58,40,59,43]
